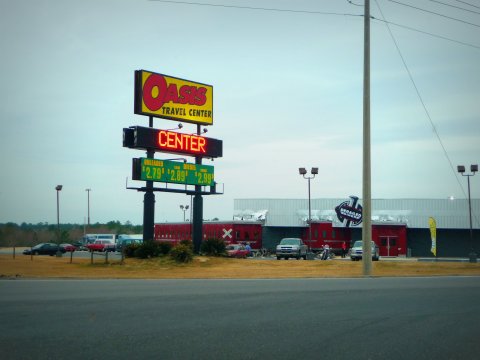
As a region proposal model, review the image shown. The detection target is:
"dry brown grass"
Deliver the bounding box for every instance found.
[1,253,480,279]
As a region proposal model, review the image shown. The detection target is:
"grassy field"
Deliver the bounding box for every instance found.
[1,252,480,279]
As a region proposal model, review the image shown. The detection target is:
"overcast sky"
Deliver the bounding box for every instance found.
[0,0,479,225]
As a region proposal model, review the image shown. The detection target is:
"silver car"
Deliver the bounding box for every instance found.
[350,240,380,261]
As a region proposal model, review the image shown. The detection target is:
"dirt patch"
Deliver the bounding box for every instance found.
[1,254,480,279]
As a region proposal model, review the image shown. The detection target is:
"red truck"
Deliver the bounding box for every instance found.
[86,240,116,252]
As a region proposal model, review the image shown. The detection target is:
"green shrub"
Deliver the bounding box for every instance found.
[134,241,160,259]
[124,243,140,258]
[170,244,194,263]
[200,238,226,256]
[157,241,173,255]
[179,239,193,250]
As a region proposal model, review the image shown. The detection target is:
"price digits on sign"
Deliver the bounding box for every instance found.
[137,158,214,186]
[196,171,213,185]
[143,166,164,180]
[166,167,187,183]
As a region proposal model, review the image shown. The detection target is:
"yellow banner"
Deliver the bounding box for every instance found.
[429,217,437,257]
[134,70,213,125]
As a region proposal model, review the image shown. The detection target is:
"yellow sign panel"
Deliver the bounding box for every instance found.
[134,70,213,125]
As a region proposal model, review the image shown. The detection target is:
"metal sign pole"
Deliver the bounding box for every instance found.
[143,116,155,242]
[192,124,204,254]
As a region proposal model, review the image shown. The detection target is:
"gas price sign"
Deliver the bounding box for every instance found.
[133,158,214,186]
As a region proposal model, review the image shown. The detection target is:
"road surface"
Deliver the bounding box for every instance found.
[1,277,479,359]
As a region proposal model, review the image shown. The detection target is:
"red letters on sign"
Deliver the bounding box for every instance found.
[158,131,207,154]
[143,74,207,111]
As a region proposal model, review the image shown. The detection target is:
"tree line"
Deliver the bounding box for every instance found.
[0,221,142,247]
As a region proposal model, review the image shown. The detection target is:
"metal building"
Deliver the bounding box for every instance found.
[234,198,480,258]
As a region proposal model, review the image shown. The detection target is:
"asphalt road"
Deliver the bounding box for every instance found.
[1,277,479,360]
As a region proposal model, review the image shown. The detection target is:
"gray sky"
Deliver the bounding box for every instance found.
[0,0,479,225]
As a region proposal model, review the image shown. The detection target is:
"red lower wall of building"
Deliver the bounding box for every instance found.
[155,221,408,256]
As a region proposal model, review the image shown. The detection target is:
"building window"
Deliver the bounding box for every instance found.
[322,230,327,239]
[332,230,336,239]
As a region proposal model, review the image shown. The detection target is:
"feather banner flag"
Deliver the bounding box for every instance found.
[429,217,437,257]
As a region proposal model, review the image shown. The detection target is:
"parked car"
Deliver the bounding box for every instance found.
[276,238,308,260]
[116,236,143,252]
[73,241,88,251]
[60,243,76,252]
[226,244,249,258]
[86,240,116,252]
[23,243,66,256]
[350,240,380,261]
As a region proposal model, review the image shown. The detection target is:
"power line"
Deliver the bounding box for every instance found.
[386,0,480,28]
[154,0,480,49]
[372,17,480,49]
[347,0,364,6]
[453,0,480,10]
[374,0,473,212]
[148,0,363,17]
[426,0,480,15]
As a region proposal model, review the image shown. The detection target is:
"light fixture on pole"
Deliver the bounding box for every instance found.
[55,185,63,257]
[180,205,189,222]
[299,167,318,254]
[166,123,183,131]
[457,164,478,263]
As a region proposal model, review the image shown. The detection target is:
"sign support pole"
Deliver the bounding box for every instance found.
[192,124,203,253]
[143,116,155,242]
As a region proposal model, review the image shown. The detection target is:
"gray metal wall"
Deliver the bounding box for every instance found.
[261,226,304,250]
[407,228,480,258]
[234,198,480,230]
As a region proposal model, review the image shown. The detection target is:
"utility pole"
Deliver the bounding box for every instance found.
[362,0,373,275]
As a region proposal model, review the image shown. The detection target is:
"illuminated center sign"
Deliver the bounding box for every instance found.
[123,126,222,158]
[158,130,206,154]
[132,158,214,186]
[134,70,213,125]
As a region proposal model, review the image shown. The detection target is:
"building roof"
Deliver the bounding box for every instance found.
[234,198,480,229]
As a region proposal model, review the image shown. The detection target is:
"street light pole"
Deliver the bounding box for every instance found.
[180,205,189,222]
[457,164,478,262]
[299,168,318,253]
[55,185,63,257]
[85,188,91,229]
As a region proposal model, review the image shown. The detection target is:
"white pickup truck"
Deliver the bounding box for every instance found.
[349,240,380,261]
[276,238,308,260]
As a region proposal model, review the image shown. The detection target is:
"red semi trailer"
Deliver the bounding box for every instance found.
[154,221,263,249]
